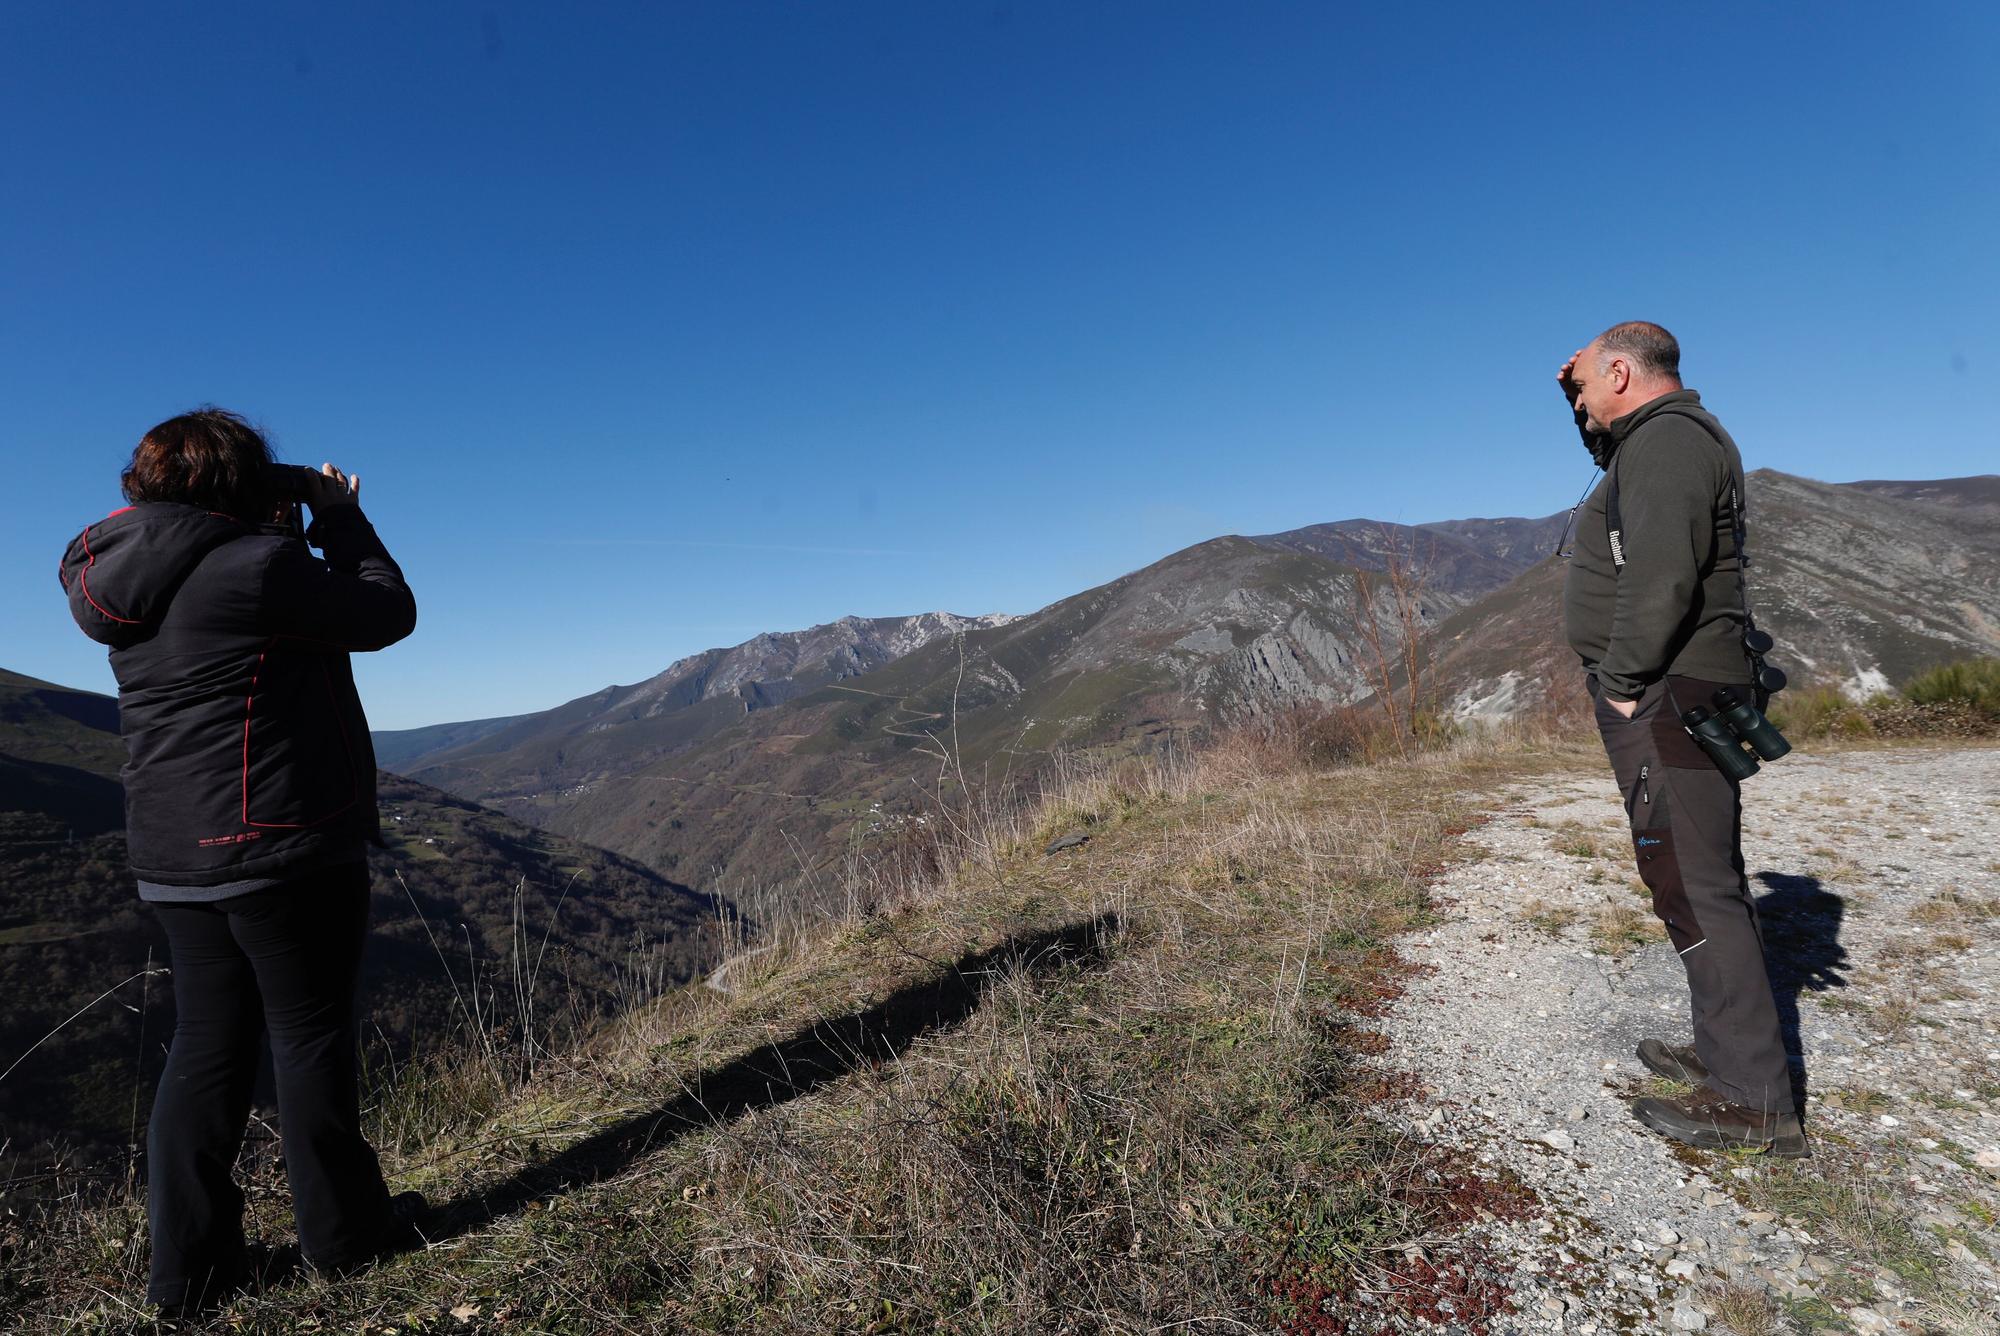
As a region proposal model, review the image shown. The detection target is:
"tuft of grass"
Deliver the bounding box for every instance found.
[1589,902,1663,958]
[1518,898,1580,936]
[1547,821,1610,860]
[1707,1278,1784,1335]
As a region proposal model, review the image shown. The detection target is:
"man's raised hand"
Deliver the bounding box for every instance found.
[1557,349,1584,407]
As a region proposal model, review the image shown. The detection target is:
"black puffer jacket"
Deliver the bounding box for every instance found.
[60,502,415,886]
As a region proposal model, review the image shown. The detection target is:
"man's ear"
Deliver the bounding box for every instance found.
[1608,357,1632,393]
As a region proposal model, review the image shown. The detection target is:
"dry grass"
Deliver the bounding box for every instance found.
[1546,821,1612,861]
[1588,901,1664,958]
[1910,888,2000,929]
[1517,898,1580,937]
[1,722,1580,1332]
[1706,1278,1784,1336]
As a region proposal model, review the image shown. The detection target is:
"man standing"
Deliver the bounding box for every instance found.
[1558,321,1805,1156]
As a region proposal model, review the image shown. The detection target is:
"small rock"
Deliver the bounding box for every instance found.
[1665,1258,1699,1280]
[1537,1129,1576,1152]
[1742,1210,1776,1223]
[1974,1148,2000,1177]
[1846,1308,1893,1334]
[1540,1297,1569,1318]
[1655,1224,1681,1245]
[1566,1104,1588,1122]
[1701,1190,1730,1207]
[1670,1299,1708,1331]
[1043,831,1090,855]
[1878,1114,1901,1128]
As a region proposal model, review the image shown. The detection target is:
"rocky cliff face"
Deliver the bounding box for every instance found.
[1749,472,2000,694]
[619,612,1018,720]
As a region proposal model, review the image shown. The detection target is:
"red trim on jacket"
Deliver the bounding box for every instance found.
[76,526,142,625]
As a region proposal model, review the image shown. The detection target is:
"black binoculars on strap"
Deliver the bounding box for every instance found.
[1680,687,1791,782]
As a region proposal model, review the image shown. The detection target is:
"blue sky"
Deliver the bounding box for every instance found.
[4,3,1995,729]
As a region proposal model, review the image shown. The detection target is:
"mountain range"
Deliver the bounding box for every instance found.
[374,472,2000,896]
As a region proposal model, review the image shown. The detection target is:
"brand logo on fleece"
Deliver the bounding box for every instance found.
[1636,835,1663,849]
[198,832,266,848]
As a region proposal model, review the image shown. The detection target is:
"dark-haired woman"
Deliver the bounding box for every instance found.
[61,408,420,1316]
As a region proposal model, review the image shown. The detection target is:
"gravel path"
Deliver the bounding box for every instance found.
[1381,745,2000,1335]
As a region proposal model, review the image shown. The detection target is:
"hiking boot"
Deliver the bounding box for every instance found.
[1632,1089,1808,1157]
[1637,1038,1710,1085]
[384,1189,433,1249]
[310,1192,434,1278]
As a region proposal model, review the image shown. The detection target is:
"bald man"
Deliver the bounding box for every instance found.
[1558,322,1804,1156]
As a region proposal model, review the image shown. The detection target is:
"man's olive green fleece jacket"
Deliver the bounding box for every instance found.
[1562,389,1753,702]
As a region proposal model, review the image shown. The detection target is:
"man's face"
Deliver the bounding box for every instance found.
[1570,341,1624,433]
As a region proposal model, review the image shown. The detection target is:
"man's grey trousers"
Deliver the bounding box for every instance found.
[1592,675,1796,1114]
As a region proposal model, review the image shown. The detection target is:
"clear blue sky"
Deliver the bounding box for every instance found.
[5,3,1994,729]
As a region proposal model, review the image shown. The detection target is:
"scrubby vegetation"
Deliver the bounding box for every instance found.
[1903,657,2000,716]
[0,720,1590,1332]
[1769,657,2000,742]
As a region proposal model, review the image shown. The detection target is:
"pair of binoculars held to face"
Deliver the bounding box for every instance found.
[1681,688,1791,782]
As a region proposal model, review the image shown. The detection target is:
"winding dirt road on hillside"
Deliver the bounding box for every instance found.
[1380,746,2000,1334]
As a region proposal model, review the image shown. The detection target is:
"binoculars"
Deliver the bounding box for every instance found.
[1681,687,1791,782]
[266,463,327,502]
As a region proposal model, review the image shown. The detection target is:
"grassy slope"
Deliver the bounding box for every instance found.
[5,730,1590,1332]
[0,669,127,833]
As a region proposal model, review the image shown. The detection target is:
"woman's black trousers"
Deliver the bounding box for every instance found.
[146,864,394,1308]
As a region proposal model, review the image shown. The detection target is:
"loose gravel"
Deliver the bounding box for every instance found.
[1376,745,2000,1335]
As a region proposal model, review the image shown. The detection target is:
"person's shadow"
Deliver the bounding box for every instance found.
[420,912,1120,1244]
[1752,872,1848,1106]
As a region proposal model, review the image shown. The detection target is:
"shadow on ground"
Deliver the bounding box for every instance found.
[424,912,1121,1243]
[1754,871,1848,1103]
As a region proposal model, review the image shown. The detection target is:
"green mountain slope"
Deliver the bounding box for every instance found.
[0,668,126,832]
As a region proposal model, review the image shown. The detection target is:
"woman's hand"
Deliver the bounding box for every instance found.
[304,463,362,514]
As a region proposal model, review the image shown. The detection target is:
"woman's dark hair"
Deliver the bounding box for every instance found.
[120,408,277,521]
